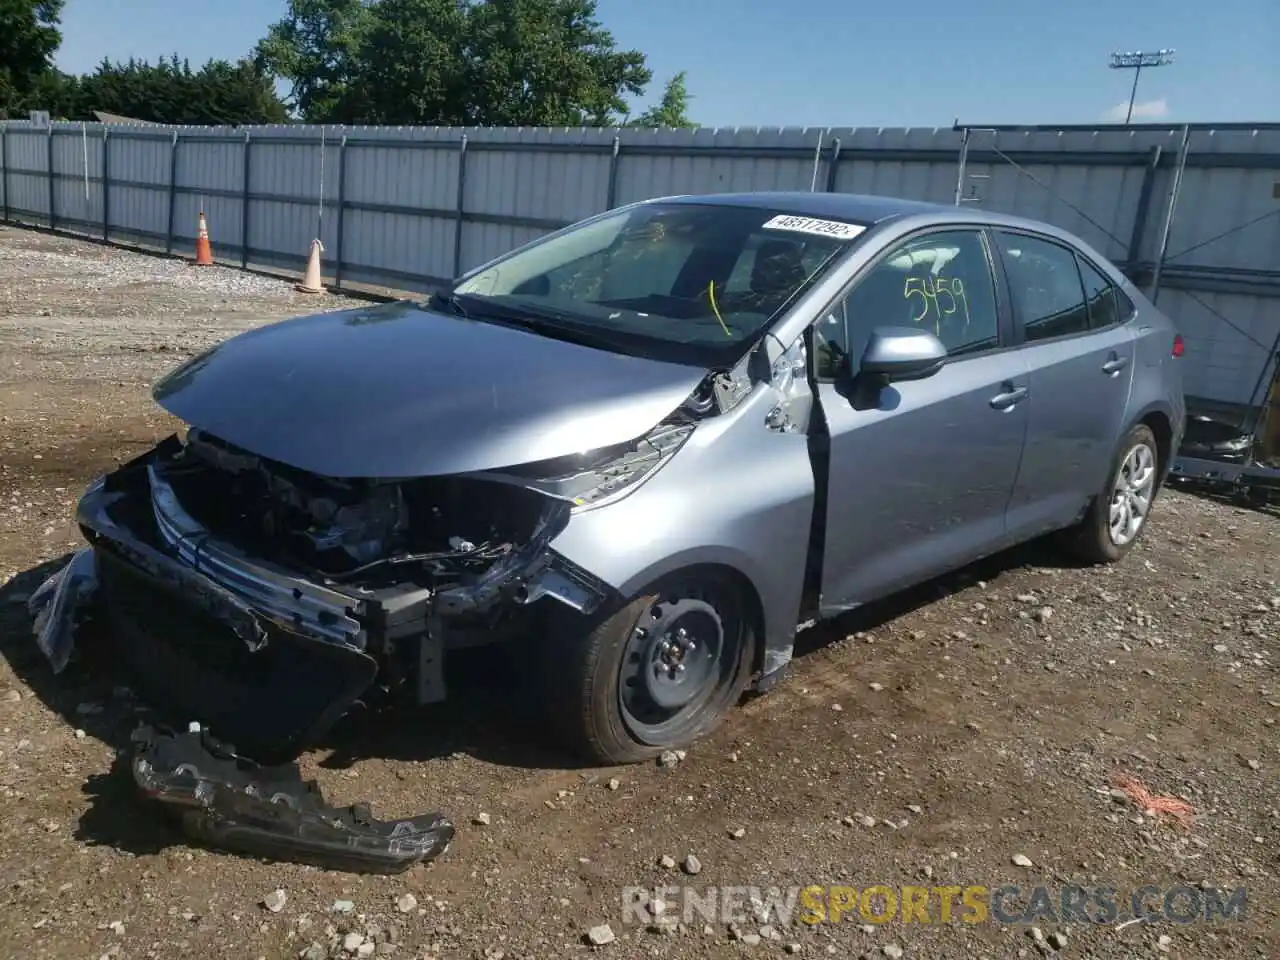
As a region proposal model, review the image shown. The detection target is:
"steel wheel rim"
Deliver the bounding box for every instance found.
[1108,441,1156,546]
[618,591,741,745]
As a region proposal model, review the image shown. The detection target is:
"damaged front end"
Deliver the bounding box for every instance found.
[29,427,620,764]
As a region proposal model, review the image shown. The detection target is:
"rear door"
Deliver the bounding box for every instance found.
[812,227,1029,613]
[992,230,1138,538]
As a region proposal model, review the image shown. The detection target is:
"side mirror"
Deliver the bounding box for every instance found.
[859,326,947,383]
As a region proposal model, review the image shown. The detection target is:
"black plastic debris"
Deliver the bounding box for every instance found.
[130,724,454,874]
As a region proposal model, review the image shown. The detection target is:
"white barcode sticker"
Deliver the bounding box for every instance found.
[762,214,866,240]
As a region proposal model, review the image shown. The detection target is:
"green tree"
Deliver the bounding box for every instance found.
[254,0,378,122]
[0,0,65,117]
[69,56,289,124]
[629,71,694,128]
[459,0,650,126]
[257,0,658,126]
[350,0,469,124]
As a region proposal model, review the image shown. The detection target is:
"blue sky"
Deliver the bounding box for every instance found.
[55,0,1279,127]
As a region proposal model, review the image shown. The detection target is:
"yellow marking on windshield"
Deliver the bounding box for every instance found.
[707,281,732,338]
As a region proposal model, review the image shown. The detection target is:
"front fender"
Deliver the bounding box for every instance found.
[548,389,814,669]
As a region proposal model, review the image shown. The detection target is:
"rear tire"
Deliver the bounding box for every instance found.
[1063,423,1160,564]
[540,571,756,765]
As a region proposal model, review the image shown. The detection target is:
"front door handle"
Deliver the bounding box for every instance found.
[989,385,1028,410]
[1102,355,1129,375]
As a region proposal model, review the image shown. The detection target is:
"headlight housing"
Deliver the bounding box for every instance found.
[480,369,757,511]
[502,419,694,511]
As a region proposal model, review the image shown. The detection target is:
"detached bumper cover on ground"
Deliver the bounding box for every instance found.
[131,725,454,873]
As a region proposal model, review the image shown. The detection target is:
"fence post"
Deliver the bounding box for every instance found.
[605,135,621,210]
[1150,124,1191,307]
[452,133,468,279]
[165,130,179,255]
[241,130,252,269]
[101,127,110,241]
[953,127,971,207]
[334,134,348,289]
[824,137,842,193]
[1124,144,1163,278]
[0,123,8,222]
[46,125,56,230]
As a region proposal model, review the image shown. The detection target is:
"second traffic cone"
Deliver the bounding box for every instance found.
[297,239,324,294]
[194,211,214,266]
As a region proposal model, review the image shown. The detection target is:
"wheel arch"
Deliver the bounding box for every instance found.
[1129,403,1177,489]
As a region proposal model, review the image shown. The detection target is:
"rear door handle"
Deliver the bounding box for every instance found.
[1102,356,1129,375]
[989,385,1028,410]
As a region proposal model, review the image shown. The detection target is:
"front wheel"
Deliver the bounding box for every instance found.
[1063,423,1160,563]
[540,572,757,765]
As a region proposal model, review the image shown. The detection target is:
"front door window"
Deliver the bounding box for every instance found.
[814,229,1001,378]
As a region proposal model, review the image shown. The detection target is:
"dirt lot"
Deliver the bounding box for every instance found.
[0,224,1276,960]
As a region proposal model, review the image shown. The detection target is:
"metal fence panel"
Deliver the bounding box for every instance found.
[1166,288,1278,402]
[105,133,171,248]
[614,127,824,205]
[1,118,1277,408]
[47,125,105,237]
[5,130,52,222]
[1151,129,1280,273]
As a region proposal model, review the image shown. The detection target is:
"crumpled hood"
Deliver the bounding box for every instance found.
[152,301,707,478]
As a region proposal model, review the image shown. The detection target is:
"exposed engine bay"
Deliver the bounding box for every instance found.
[166,427,552,588]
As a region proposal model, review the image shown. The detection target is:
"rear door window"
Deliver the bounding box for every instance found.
[993,232,1090,341]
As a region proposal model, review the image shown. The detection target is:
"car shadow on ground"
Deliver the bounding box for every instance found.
[0,534,1084,859]
[0,553,189,855]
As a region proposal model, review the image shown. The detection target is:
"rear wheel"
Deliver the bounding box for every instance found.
[1063,423,1160,563]
[541,572,756,765]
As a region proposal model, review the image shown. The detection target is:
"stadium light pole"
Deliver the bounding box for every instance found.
[1108,50,1176,124]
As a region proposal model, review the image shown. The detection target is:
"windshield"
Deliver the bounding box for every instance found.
[450,202,865,365]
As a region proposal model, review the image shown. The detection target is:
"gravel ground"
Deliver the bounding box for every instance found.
[0,225,1277,960]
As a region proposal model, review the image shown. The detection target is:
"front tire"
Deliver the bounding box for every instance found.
[1063,423,1160,564]
[540,572,756,765]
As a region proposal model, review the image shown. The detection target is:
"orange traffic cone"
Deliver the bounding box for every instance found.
[194,211,214,266]
[297,238,324,294]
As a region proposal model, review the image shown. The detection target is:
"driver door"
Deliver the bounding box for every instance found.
[812,228,1029,613]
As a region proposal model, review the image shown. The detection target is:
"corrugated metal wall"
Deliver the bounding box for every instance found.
[2,119,1277,407]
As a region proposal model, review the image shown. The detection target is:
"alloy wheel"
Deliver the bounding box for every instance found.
[1108,442,1157,546]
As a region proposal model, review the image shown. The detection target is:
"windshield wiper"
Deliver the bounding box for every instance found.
[459,298,644,352]
[429,290,469,318]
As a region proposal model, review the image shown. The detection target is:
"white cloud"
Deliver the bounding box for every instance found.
[1103,97,1170,122]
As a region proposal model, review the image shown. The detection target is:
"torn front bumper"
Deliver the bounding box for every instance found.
[32,464,380,763]
[29,443,605,762]
[29,547,99,674]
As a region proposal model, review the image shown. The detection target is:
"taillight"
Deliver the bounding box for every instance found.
[1172,334,1185,358]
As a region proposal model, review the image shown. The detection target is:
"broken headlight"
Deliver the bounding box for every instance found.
[508,419,694,511]
[484,372,754,510]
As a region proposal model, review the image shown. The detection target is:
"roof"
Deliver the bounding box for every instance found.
[653,190,1096,249]
[660,191,949,224]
